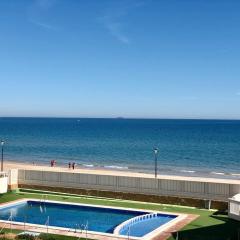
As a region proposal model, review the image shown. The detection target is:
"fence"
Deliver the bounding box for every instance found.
[14,169,240,201]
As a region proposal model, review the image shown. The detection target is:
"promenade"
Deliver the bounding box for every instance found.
[5,161,240,185]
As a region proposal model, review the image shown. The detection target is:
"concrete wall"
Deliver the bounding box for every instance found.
[8,169,18,190]
[228,199,240,220]
[0,172,8,194]
[17,169,240,201]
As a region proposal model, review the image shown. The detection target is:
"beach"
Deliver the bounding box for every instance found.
[5,160,240,185]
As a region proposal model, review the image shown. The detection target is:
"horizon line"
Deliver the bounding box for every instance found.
[0,116,240,121]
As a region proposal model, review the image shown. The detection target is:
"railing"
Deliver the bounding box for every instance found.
[67,222,88,240]
[24,215,27,232]
[83,221,88,240]
[67,221,88,240]
[41,195,48,203]
[0,213,13,235]
[39,195,48,213]
[45,216,49,233]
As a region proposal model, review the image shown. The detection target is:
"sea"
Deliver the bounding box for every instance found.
[0,117,240,179]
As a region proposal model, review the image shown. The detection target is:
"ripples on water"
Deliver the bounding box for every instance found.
[0,117,240,178]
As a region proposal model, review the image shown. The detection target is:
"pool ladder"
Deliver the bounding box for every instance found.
[45,216,50,233]
[41,195,48,203]
[79,222,88,240]
[0,213,13,235]
[39,195,48,213]
[68,222,88,240]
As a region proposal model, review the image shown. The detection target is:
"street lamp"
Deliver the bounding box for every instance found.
[1,140,5,172]
[154,148,158,178]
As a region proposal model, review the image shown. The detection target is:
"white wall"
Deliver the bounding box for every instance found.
[0,173,8,194]
[18,169,240,201]
[229,199,240,220]
[8,169,18,186]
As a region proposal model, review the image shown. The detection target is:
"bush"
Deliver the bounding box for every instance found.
[0,233,16,240]
[16,234,35,240]
[38,234,55,240]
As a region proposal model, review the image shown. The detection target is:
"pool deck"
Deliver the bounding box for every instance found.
[0,198,198,240]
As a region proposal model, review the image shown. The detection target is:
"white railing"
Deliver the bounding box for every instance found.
[45,216,49,233]
[66,221,88,240]
[84,221,88,240]
[0,213,13,235]
[41,195,48,203]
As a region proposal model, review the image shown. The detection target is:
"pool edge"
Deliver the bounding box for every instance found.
[0,198,198,240]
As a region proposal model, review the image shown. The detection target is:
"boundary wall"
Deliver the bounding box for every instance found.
[11,169,240,209]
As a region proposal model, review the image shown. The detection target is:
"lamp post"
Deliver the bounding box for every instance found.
[1,140,5,172]
[154,148,158,178]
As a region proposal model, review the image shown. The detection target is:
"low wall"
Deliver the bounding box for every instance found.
[0,173,8,194]
[228,198,240,220]
[16,169,240,206]
[8,169,18,190]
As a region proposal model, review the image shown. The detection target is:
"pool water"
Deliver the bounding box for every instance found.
[119,213,177,237]
[0,200,176,237]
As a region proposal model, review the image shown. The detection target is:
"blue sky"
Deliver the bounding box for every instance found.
[0,0,240,119]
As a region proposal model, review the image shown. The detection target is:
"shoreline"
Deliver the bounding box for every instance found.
[1,118,240,182]
[4,160,240,184]
[4,158,240,180]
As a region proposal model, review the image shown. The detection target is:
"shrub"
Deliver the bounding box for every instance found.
[38,234,55,240]
[16,234,35,240]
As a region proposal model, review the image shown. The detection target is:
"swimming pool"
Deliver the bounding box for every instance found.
[0,199,180,239]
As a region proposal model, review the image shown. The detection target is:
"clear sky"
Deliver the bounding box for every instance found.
[0,0,240,119]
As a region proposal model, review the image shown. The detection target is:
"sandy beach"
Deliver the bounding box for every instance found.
[4,160,240,184]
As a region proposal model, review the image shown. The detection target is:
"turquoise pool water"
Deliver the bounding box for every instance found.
[118,213,176,237]
[0,200,177,237]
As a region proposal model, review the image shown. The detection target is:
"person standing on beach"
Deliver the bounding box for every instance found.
[68,162,71,169]
[72,162,75,170]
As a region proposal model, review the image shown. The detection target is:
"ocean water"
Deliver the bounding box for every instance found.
[0,117,240,178]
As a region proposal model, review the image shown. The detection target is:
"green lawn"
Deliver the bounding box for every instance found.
[1,189,240,240]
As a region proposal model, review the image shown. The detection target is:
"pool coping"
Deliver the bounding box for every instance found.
[0,198,198,240]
